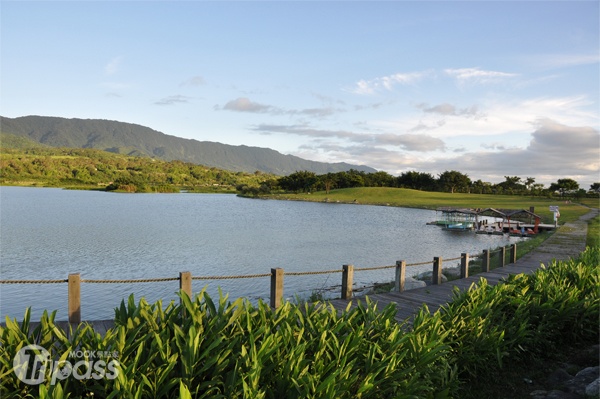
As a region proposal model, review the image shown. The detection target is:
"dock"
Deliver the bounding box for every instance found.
[328,208,596,324]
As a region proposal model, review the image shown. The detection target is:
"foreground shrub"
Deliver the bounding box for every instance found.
[415,246,599,380]
[0,293,455,398]
[1,247,597,398]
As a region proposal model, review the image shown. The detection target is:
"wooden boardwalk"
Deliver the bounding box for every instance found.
[12,209,597,335]
[327,208,597,324]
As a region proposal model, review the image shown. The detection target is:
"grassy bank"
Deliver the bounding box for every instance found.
[587,213,600,247]
[264,187,592,224]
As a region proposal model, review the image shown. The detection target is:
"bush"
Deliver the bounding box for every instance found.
[417,246,599,380]
[1,293,456,398]
[1,247,597,398]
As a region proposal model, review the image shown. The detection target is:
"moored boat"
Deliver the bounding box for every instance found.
[443,222,474,231]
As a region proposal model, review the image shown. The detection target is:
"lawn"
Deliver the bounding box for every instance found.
[268,187,591,224]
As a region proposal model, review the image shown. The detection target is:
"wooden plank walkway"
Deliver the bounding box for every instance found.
[327,208,597,325]
[10,209,597,335]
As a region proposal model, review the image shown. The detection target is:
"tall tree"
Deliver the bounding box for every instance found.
[278,171,318,193]
[531,183,545,197]
[524,177,536,191]
[320,173,337,194]
[365,171,395,187]
[496,176,525,194]
[338,169,365,188]
[397,171,436,190]
[471,179,492,194]
[438,170,471,193]
[549,178,579,197]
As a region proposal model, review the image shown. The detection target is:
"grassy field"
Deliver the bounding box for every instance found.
[267,187,593,224]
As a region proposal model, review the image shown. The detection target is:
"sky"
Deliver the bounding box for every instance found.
[1,1,599,188]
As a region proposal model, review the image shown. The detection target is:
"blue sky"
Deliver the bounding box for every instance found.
[2,1,599,187]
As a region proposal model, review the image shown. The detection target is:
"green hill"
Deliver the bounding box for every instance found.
[0,145,277,192]
[0,115,376,175]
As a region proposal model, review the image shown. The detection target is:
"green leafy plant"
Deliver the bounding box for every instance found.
[2,247,597,398]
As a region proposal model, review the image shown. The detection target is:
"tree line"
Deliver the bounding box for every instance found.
[243,169,599,198]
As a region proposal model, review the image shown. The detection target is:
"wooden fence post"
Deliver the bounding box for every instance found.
[179,271,192,299]
[432,257,442,285]
[68,273,81,324]
[460,253,469,279]
[179,271,192,318]
[270,268,284,309]
[394,260,406,292]
[510,244,517,264]
[482,249,490,272]
[342,264,354,300]
[499,247,506,267]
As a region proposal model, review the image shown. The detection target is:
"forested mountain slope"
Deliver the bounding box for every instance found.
[0,116,375,175]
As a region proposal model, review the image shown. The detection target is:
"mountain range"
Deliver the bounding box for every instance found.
[0,116,376,175]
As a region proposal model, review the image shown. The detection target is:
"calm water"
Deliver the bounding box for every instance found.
[0,186,523,320]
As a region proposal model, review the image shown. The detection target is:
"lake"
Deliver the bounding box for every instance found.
[0,186,524,320]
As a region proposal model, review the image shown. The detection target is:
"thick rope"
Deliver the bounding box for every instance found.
[192,274,271,280]
[285,269,342,276]
[0,279,67,284]
[82,277,179,284]
[407,260,434,266]
[354,265,396,271]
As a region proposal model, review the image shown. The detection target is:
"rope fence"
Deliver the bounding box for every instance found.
[285,269,342,276]
[1,244,519,323]
[82,277,180,284]
[192,273,272,280]
[0,279,68,284]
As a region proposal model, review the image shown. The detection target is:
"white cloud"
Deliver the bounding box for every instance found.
[527,118,599,163]
[377,133,445,152]
[154,95,192,106]
[519,96,598,125]
[377,95,597,142]
[222,97,274,113]
[294,143,425,172]
[288,115,598,187]
[418,102,482,118]
[525,53,600,69]
[252,124,445,152]
[218,97,340,117]
[398,119,599,186]
[295,107,337,118]
[180,76,206,87]
[104,56,123,75]
[349,67,516,95]
[349,71,430,95]
[444,67,517,86]
[480,142,508,151]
